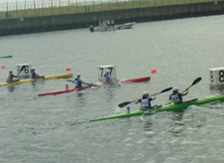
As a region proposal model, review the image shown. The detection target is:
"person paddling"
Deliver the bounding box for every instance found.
[169,87,189,104]
[103,70,112,84]
[135,91,156,111]
[7,70,19,82]
[31,68,44,79]
[74,72,91,88]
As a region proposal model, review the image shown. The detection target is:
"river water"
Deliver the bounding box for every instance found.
[1,15,224,163]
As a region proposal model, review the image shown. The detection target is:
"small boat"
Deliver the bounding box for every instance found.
[89,19,135,32]
[120,76,150,83]
[0,55,13,58]
[90,95,224,122]
[0,73,73,86]
[38,86,91,96]
[38,76,150,97]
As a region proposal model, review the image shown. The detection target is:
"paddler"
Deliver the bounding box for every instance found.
[74,72,92,88]
[169,87,189,104]
[31,68,44,79]
[6,70,19,83]
[103,70,112,84]
[135,91,156,111]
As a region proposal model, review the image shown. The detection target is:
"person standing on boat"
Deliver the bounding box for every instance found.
[31,68,44,79]
[74,72,91,88]
[135,91,156,111]
[7,70,19,82]
[169,87,189,104]
[103,70,112,84]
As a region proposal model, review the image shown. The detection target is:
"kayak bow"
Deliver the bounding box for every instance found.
[0,55,13,58]
[90,95,224,122]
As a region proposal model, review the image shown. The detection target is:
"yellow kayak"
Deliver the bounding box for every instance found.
[0,73,73,86]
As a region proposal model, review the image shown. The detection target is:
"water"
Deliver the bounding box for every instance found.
[1,15,224,163]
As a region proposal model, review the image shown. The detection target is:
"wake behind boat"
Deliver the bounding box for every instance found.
[89,19,136,32]
[90,95,224,122]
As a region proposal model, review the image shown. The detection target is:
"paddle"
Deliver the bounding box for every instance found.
[166,77,202,105]
[67,79,74,83]
[16,65,26,78]
[118,87,173,108]
[183,77,202,92]
[66,79,98,87]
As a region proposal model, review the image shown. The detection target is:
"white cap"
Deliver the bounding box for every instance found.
[106,69,110,73]
[173,87,179,91]
[143,91,149,95]
[77,72,81,77]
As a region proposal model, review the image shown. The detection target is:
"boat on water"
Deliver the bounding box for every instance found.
[0,55,13,58]
[38,76,150,97]
[89,19,136,32]
[90,95,224,122]
[0,73,73,86]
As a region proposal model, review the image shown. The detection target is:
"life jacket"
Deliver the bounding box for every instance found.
[7,74,13,82]
[31,72,37,79]
[75,78,82,87]
[170,93,182,104]
[104,74,111,84]
[140,98,153,108]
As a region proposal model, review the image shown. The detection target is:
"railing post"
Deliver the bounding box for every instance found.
[42,0,44,16]
[101,0,102,11]
[16,1,18,18]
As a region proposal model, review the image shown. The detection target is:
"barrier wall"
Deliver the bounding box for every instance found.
[0,1,224,36]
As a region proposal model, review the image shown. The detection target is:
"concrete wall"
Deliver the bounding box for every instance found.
[0,1,224,36]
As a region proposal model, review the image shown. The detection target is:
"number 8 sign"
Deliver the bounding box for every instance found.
[210,67,224,85]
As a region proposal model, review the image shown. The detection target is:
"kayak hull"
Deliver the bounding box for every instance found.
[0,73,73,86]
[38,86,91,96]
[120,76,150,83]
[90,95,224,122]
[0,55,13,58]
[37,76,150,96]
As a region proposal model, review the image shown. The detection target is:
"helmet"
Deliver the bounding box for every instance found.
[173,87,179,92]
[143,91,149,95]
[9,70,12,74]
[77,72,81,77]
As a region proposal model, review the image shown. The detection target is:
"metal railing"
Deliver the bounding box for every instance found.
[0,0,220,19]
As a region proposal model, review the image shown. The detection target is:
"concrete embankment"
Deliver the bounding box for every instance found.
[0,1,224,36]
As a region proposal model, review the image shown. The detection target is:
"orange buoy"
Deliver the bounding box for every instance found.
[1,65,6,69]
[151,68,157,73]
[65,66,71,71]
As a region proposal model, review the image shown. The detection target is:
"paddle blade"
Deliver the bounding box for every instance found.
[191,77,202,87]
[118,101,134,108]
[152,87,173,96]
[67,80,74,82]
[160,87,173,93]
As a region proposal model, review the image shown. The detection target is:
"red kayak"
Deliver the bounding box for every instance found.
[38,76,150,97]
[120,76,150,83]
[38,86,91,96]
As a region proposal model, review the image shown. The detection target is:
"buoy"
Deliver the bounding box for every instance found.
[151,68,157,73]
[1,65,6,69]
[65,66,71,71]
